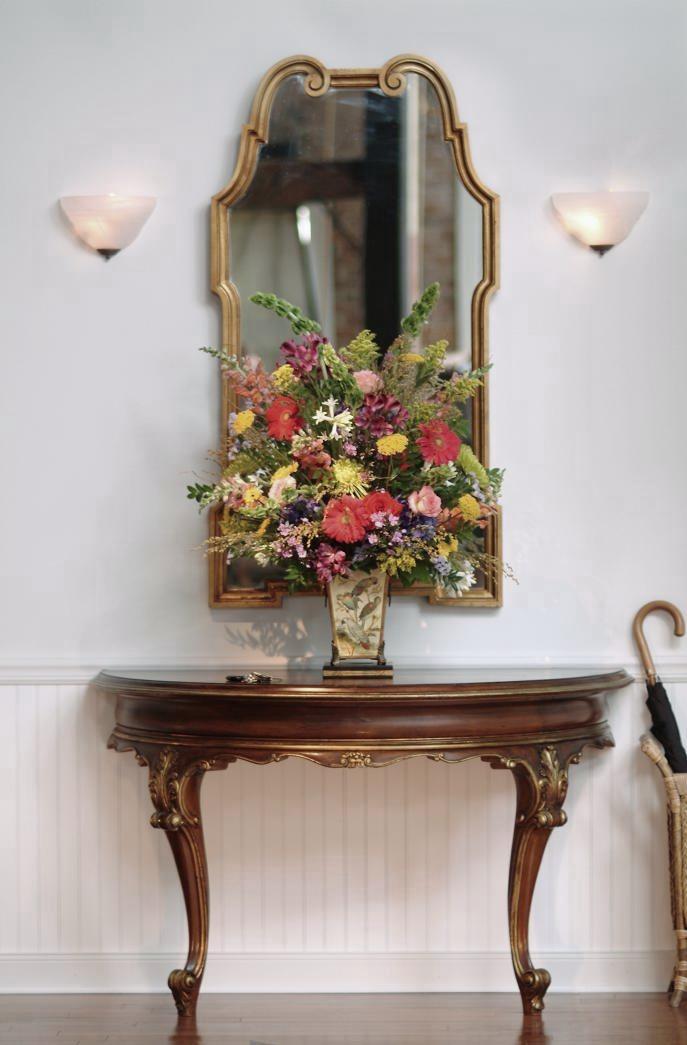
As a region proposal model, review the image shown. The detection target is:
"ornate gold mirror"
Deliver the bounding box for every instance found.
[210,55,499,607]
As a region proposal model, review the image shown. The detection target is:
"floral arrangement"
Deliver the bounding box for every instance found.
[188,284,503,595]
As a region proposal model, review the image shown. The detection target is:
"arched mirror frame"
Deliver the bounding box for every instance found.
[209,54,501,608]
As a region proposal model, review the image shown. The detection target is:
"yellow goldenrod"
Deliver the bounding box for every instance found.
[271,364,299,392]
[233,409,255,435]
[458,493,481,521]
[376,433,408,456]
[381,551,417,576]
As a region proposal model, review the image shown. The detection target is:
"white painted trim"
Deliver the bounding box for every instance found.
[1,656,686,685]
[0,951,674,993]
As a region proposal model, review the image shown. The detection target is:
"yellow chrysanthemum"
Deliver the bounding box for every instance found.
[436,535,459,558]
[233,409,255,435]
[332,459,368,497]
[271,461,298,481]
[376,433,408,456]
[272,364,299,392]
[401,352,424,364]
[242,485,263,507]
[458,493,481,521]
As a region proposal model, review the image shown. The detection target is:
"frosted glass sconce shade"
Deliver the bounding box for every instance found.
[551,191,649,255]
[59,194,156,259]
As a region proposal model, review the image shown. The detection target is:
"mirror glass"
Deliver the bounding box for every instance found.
[223,69,488,594]
[231,73,483,378]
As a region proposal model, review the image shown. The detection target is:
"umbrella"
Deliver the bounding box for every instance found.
[633,601,687,773]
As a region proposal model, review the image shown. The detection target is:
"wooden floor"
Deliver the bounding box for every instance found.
[1,993,686,1045]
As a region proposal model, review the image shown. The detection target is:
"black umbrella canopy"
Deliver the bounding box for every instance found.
[646,678,687,773]
[634,601,687,774]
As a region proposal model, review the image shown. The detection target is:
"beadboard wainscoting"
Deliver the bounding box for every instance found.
[0,665,681,993]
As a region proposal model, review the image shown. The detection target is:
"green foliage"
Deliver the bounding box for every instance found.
[320,342,360,403]
[400,282,440,337]
[340,329,380,370]
[284,562,315,592]
[415,340,448,385]
[198,345,236,368]
[444,364,492,402]
[486,467,505,497]
[187,482,214,503]
[249,292,321,335]
[397,561,434,587]
[408,400,439,423]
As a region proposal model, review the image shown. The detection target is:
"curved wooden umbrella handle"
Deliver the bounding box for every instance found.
[633,601,685,683]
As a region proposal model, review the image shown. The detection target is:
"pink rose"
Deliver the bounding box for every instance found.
[268,475,296,503]
[353,369,382,395]
[408,485,442,517]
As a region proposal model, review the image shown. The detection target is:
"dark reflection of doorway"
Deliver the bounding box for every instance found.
[237,88,403,349]
[363,92,401,349]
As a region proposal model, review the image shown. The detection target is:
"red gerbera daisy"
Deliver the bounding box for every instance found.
[362,490,403,518]
[265,396,303,440]
[322,496,369,544]
[416,420,461,466]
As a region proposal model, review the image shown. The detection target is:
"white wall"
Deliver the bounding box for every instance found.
[1,0,686,992]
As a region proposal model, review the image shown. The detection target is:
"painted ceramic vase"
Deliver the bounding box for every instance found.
[326,569,389,669]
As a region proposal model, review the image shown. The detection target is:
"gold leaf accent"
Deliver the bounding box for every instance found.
[339,751,372,768]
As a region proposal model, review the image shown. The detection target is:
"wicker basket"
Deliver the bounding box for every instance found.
[640,731,687,1006]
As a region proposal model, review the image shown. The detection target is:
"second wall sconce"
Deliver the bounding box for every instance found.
[551,191,649,256]
[60,194,156,259]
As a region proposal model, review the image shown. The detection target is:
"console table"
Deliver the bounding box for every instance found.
[98,666,631,1017]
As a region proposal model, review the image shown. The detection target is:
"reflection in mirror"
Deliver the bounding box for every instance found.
[231,72,483,385]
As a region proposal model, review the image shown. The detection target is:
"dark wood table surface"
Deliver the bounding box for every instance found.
[98,666,632,1018]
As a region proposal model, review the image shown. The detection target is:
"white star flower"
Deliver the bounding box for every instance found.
[312,396,354,439]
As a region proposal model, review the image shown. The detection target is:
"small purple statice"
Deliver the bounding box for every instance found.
[430,555,451,576]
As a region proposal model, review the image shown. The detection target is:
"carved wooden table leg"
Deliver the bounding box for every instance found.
[502,744,580,1014]
[147,747,213,1018]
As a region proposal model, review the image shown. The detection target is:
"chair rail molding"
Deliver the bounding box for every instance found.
[1,655,687,684]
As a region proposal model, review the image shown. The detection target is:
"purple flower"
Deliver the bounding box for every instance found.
[315,543,349,584]
[354,393,409,437]
[281,497,320,525]
[280,333,326,376]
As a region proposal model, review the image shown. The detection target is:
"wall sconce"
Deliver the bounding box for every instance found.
[551,191,649,256]
[59,194,156,259]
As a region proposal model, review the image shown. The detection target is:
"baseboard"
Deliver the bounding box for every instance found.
[0,951,674,993]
